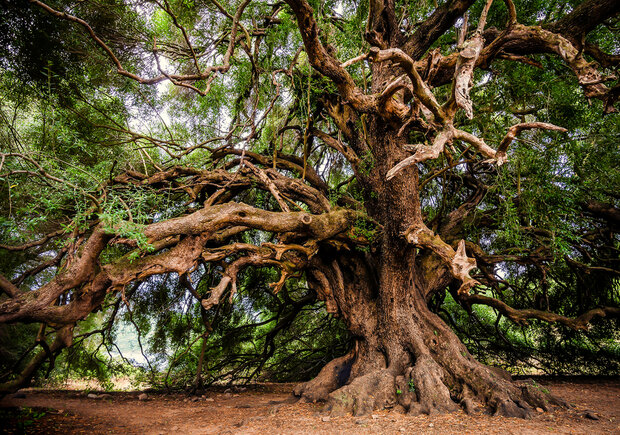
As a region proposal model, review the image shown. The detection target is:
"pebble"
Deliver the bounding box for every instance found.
[321,416,331,422]
[234,419,245,428]
[87,393,99,399]
[138,393,148,401]
[371,414,379,420]
[429,422,434,428]
[205,398,215,402]
[536,407,544,412]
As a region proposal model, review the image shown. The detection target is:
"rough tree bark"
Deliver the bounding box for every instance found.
[1,0,618,417]
[286,0,617,417]
[292,115,562,417]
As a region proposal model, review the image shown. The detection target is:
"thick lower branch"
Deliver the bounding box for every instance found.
[461,293,620,330]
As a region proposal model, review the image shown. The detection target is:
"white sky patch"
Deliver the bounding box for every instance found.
[110,322,148,365]
[476,72,492,87]
[127,55,173,135]
[334,1,344,16]
[495,265,507,280]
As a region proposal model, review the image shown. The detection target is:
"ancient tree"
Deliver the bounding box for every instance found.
[1,0,619,417]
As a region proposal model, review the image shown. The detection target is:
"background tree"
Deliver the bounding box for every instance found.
[0,0,619,418]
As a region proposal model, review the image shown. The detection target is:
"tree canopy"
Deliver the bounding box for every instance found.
[0,0,619,418]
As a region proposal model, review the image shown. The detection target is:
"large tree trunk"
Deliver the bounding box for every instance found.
[294,82,563,417]
[295,250,562,417]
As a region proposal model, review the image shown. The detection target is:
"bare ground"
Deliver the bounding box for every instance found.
[1,377,618,434]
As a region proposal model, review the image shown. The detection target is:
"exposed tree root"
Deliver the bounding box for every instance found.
[326,369,396,416]
[294,347,567,418]
[293,351,354,403]
[404,354,458,415]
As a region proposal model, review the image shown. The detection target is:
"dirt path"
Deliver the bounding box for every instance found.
[1,378,618,434]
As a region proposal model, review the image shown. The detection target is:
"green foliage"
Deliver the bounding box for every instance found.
[141,266,352,387]
[8,407,48,430]
[408,379,416,392]
[437,292,620,375]
[0,0,618,390]
[0,323,39,375]
[352,216,378,250]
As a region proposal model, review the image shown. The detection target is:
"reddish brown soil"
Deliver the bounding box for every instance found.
[1,378,618,434]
